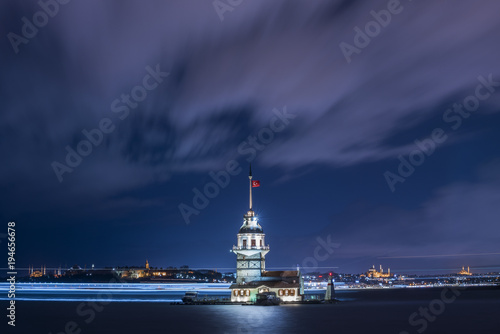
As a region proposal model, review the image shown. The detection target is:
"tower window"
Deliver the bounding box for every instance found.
[251,239,256,247]
[242,240,247,248]
[260,240,263,247]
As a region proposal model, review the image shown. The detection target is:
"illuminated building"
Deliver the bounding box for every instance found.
[29,265,46,278]
[229,166,304,303]
[114,260,149,279]
[113,261,222,282]
[367,265,392,278]
[458,266,472,276]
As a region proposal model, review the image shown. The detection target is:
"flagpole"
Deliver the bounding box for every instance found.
[249,164,253,210]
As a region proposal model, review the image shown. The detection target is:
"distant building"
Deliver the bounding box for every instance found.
[29,265,46,278]
[367,265,392,278]
[114,261,149,279]
[458,266,472,276]
[229,166,304,302]
[112,261,223,282]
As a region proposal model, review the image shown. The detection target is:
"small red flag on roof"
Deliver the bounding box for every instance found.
[252,180,260,187]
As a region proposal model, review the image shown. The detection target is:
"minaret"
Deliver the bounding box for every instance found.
[231,165,269,284]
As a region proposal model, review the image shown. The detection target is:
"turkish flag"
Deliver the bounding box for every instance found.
[252,180,260,187]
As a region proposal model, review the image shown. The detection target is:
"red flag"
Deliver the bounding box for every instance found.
[252,180,260,187]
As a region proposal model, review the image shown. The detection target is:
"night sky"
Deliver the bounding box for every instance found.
[1,0,500,275]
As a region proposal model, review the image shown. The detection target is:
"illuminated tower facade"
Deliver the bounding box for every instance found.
[231,165,269,284]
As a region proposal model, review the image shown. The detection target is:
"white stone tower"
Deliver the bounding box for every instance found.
[231,165,269,284]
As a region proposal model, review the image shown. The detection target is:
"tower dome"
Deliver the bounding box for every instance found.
[238,209,264,233]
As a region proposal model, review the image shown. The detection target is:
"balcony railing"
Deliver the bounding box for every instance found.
[233,245,270,250]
